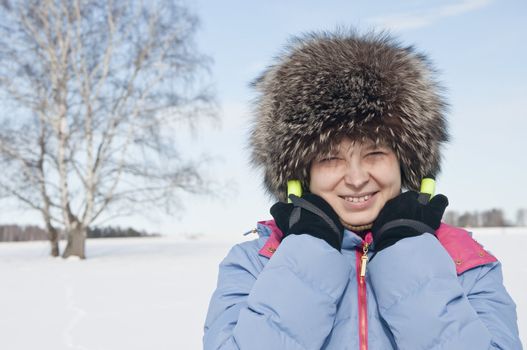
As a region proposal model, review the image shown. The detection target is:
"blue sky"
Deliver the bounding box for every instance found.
[163,0,526,236]
[1,0,526,236]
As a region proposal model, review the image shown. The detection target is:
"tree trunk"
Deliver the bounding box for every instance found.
[48,227,60,257]
[49,230,60,257]
[62,225,86,259]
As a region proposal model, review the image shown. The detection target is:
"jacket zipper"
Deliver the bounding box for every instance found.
[356,234,372,350]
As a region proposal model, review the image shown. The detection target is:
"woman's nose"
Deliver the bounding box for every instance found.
[343,162,369,189]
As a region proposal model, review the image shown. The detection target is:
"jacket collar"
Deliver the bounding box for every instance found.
[256,219,367,258]
[256,220,498,275]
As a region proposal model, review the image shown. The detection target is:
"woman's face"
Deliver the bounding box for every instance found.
[309,137,402,227]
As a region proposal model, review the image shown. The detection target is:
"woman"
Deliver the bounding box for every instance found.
[203,30,522,349]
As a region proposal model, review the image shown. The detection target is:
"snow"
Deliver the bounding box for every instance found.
[1,228,525,349]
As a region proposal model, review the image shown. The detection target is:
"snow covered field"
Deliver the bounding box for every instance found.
[1,228,525,349]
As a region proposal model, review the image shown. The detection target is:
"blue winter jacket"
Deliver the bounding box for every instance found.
[203,221,522,349]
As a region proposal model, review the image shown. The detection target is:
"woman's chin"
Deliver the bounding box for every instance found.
[337,206,381,228]
[339,215,374,228]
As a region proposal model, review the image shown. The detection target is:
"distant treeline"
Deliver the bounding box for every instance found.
[2,208,526,242]
[0,225,160,242]
[444,208,527,228]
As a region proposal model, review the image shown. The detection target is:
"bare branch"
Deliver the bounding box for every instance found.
[0,0,217,257]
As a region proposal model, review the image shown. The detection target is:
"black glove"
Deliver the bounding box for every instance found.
[270,194,344,251]
[371,191,449,252]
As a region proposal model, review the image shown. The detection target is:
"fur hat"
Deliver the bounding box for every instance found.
[249,30,449,202]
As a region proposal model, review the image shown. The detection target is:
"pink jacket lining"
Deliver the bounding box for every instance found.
[257,221,497,275]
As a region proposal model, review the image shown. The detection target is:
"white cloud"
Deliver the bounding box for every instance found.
[368,0,493,30]
[438,0,493,16]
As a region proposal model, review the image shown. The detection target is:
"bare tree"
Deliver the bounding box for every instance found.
[0,0,216,258]
[457,211,480,228]
[443,210,459,226]
[516,208,527,227]
[481,209,508,227]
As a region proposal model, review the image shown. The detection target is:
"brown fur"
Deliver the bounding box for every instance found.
[249,30,449,201]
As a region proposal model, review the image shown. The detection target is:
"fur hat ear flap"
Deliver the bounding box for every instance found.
[249,30,449,202]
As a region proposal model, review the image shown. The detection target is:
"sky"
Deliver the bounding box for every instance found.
[1,0,526,237]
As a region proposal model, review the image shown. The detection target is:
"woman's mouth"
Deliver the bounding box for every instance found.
[339,192,378,209]
[343,194,371,203]
[341,192,377,202]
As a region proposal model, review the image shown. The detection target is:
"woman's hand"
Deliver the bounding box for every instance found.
[371,191,449,252]
[270,194,344,251]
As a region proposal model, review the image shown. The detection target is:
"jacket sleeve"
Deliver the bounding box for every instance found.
[203,234,352,350]
[368,233,522,350]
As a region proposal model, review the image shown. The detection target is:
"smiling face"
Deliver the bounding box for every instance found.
[309,137,402,227]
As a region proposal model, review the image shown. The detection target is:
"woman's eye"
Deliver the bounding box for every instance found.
[320,156,340,162]
[367,151,385,157]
